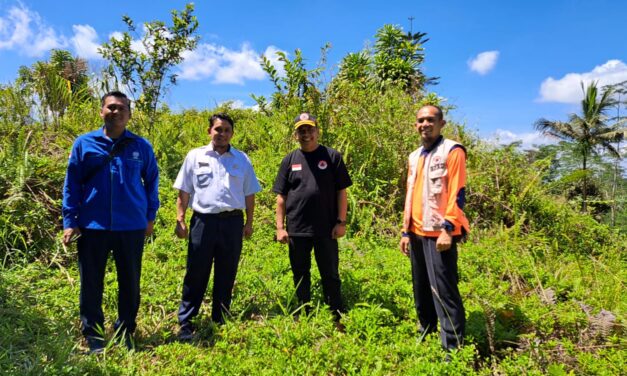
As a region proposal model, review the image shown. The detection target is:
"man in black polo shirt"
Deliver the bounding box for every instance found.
[273,112,352,322]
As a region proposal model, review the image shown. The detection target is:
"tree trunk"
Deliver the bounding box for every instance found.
[610,139,620,226]
[582,153,588,213]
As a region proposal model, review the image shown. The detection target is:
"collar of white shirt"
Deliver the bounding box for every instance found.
[207,142,232,155]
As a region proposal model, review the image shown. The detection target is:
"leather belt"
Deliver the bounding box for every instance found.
[195,210,243,218]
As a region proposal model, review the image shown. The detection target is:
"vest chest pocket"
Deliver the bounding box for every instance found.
[428,168,447,194]
[194,167,213,188]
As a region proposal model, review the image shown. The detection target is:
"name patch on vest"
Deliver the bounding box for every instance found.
[429,155,444,172]
[430,162,445,172]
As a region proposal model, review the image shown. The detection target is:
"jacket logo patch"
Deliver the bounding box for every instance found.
[199,162,209,167]
[132,151,140,159]
[292,164,302,171]
[318,160,328,170]
[430,162,445,171]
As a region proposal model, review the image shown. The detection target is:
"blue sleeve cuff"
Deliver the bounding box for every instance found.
[443,220,455,232]
[63,217,79,229]
[146,209,157,222]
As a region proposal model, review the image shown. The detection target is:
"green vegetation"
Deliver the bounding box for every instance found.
[99,3,199,134]
[535,81,624,213]
[0,6,625,375]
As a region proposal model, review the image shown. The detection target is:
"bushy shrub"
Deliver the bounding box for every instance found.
[466,140,617,254]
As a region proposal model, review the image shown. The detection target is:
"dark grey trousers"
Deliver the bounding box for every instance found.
[288,236,344,316]
[409,233,465,350]
[178,211,243,325]
[77,229,145,338]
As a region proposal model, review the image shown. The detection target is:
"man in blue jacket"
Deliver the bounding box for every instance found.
[62,91,160,353]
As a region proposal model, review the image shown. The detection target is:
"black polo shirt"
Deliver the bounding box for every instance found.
[273,145,352,237]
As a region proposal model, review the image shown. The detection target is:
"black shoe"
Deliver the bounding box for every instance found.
[443,352,453,363]
[123,333,135,350]
[113,329,135,350]
[334,320,346,333]
[417,324,436,337]
[86,336,105,355]
[178,325,194,341]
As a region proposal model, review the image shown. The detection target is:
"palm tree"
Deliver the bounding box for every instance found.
[535,81,625,212]
[605,80,627,226]
[17,50,91,128]
[373,24,432,96]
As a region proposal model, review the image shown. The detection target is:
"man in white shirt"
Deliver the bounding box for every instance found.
[173,113,261,339]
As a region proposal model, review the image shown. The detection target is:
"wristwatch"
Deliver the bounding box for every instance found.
[336,219,347,225]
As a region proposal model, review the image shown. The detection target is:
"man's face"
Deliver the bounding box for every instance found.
[209,118,234,148]
[100,96,131,128]
[295,124,319,147]
[415,106,445,144]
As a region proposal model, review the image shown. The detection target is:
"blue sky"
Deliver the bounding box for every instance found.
[1,0,626,147]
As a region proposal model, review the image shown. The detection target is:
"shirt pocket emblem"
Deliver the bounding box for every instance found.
[194,167,213,188]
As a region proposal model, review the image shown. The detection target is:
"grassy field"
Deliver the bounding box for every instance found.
[1,192,624,375]
[0,59,624,374]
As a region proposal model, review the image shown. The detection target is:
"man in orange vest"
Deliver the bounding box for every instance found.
[400,105,469,351]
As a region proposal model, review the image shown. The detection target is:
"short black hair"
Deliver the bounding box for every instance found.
[209,113,235,129]
[420,105,444,120]
[101,91,131,111]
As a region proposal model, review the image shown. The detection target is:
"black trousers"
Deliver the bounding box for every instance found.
[288,236,344,315]
[178,212,243,325]
[77,229,145,338]
[409,233,465,350]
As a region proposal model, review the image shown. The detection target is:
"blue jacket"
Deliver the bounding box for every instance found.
[62,127,160,231]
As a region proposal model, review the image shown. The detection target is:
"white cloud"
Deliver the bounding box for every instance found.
[31,25,66,56]
[0,4,66,57]
[219,99,246,109]
[468,50,499,75]
[0,3,286,87]
[262,45,286,77]
[178,44,222,80]
[488,129,554,150]
[218,99,259,111]
[178,42,287,84]
[0,5,32,49]
[107,30,147,54]
[538,60,627,103]
[71,24,102,59]
[214,43,265,84]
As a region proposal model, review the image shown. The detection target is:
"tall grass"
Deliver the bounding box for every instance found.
[0,74,624,374]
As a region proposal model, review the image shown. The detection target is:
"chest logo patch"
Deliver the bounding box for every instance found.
[318,160,328,170]
[292,164,302,171]
[132,151,140,159]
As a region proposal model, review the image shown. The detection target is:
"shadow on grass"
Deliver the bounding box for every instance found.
[139,310,222,351]
[234,270,350,322]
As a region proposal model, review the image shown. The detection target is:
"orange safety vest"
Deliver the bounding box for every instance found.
[403,138,470,237]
